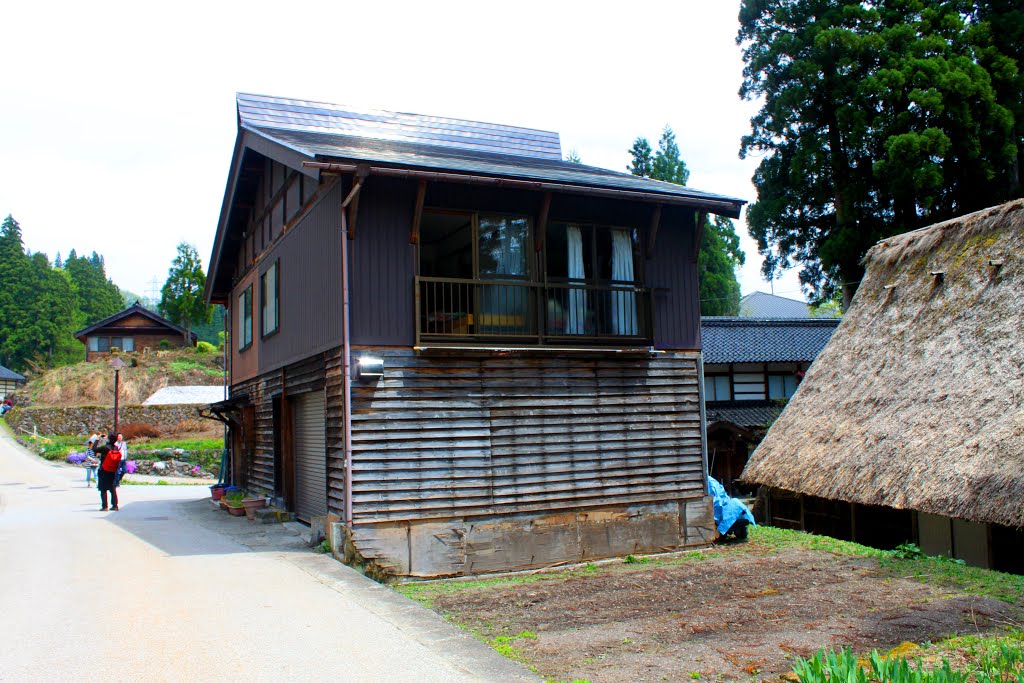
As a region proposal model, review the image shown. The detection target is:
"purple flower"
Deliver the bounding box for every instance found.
[66,452,86,464]
[126,460,137,474]
[192,465,201,474]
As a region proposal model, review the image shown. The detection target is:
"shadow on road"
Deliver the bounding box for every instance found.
[101,497,312,559]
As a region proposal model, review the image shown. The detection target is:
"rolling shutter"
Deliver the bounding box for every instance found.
[293,390,327,522]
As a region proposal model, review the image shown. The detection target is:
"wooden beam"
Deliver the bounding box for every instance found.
[692,211,707,261]
[344,165,370,240]
[409,180,427,245]
[534,192,552,252]
[646,204,663,258]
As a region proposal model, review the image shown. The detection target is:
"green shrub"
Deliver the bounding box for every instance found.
[159,339,170,349]
[195,341,216,354]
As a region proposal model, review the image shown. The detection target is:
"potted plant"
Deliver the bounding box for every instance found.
[225,490,246,516]
[210,485,225,501]
[242,496,267,520]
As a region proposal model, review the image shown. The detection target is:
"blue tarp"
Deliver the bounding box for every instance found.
[708,476,756,535]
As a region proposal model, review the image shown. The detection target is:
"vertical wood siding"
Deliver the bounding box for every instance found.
[348,178,417,346]
[349,347,704,522]
[645,209,700,350]
[258,183,345,370]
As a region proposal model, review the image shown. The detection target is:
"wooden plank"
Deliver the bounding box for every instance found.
[646,204,663,259]
[534,192,552,253]
[409,180,427,245]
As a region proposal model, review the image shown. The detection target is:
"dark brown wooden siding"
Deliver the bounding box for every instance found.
[348,178,417,346]
[349,347,704,522]
[645,208,700,350]
[258,182,345,371]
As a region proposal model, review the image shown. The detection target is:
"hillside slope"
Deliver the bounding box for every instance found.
[15,349,225,408]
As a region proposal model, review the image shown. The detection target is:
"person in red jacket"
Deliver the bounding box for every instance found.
[95,432,123,511]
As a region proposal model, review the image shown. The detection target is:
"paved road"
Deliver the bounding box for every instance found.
[0,432,537,682]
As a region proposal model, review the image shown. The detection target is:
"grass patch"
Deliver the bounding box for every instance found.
[168,360,222,377]
[749,526,1024,603]
[396,573,566,609]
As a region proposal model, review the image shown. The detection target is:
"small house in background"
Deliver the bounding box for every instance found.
[74,302,197,361]
[742,200,1024,572]
[701,316,839,495]
[204,93,746,577]
[0,364,26,399]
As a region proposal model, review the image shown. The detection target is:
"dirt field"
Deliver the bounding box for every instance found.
[400,530,1024,682]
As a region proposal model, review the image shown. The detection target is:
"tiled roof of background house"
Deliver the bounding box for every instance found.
[143,386,227,406]
[706,403,783,430]
[701,318,841,364]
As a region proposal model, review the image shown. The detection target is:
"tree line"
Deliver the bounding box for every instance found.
[739,0,1023,306]
[0,215,123,371]
[0,216,217,374]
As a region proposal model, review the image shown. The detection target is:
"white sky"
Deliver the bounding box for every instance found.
[0,0,805,303]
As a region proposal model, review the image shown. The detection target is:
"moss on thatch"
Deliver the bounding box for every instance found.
[741,200,1024,528]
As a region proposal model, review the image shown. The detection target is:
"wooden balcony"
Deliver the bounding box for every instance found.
[415,276,653,347]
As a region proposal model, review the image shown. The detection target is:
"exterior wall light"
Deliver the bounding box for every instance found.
[355,356,384,381]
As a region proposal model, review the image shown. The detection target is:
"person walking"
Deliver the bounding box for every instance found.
[95,432,123,511]
[113,433,128,489]
[84,431,102,488]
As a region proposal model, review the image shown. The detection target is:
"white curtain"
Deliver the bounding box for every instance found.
[565,225,586,334]
[610,229,637,335]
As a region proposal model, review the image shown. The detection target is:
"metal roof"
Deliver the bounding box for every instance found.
[701,318,841,364]
[236,94,745,211]
[144,385,227,406]
[739,292,815,318]
[238,93,563,161]
[0,365,25,382]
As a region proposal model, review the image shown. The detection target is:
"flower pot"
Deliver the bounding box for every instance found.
[210,486,225,501]
[226,504,245,516]
[219,499,229,511]
[242,498,266,520]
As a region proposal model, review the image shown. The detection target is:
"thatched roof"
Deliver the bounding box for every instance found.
[742,200,1024,528]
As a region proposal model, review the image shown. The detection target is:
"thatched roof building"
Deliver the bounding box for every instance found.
[742,200,1024,530]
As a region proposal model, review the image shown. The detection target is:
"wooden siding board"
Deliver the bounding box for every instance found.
[258,182,344,371]
[645,208,700,350]
[349,177,417,346]
[350,348,704,523]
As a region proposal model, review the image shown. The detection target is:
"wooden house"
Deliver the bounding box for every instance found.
[0,364,26,400]
[742,201,1024,572]
[204,93,746,578]
[701,316,839,495]
[75,302,197,361]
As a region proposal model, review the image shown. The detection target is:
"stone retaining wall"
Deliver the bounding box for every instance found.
[6,405,208,436]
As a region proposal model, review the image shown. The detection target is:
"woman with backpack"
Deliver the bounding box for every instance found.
[95,432,123,511]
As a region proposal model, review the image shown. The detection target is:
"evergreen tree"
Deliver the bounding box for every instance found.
[565,149,582,164]
[628,132,744,315]
[159,242,211,341]
[738,0,1022,305]
[0,216,30,369]
[64,251,123,326]
[627,137,653,177]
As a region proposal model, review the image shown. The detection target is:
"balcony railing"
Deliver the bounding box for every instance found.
[416,276,653,346]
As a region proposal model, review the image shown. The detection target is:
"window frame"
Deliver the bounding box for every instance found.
[544,221,643,286]
[261,260,280,338]
[238,285,253,351]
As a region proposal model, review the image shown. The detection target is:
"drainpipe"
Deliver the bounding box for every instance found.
[340,204,354,527]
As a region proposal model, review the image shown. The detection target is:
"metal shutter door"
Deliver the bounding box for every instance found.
[293,390,327,522]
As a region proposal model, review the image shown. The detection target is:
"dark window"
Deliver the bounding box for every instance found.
[238,285,253,350]
[261,261,279,337]
[705,375,731,401]
[768,374,798,399]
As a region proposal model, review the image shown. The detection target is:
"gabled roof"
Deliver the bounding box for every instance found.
[208,93,747,300]
[742,200,1024,528]
[74,302,197,342]
[0,365,25,382]
[739,291,817,318]
[144,385,227,406]
[701,318,840,364]
[238,92,563,160]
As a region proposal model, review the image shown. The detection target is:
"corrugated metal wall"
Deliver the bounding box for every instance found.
[349,347,704,522]
[645,209,701,350]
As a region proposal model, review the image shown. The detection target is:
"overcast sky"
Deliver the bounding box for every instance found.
[1,0,805,303]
